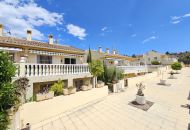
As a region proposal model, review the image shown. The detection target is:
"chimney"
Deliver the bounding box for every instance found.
[106,48,110,54]
[98,46,102,53]
[0,24,3,36]
[27,30,32,41]
[113,49,116,55]
[49,34,53,44]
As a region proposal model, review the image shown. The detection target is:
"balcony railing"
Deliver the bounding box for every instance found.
[15,63,90,77]
[117,65,148,74]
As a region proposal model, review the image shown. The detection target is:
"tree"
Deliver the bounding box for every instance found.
[0,51,17,130]
[171,62,182,72]
[87,47,92,63]
[165,51,170,55]
[89,60,104,87]
[132,54,136,58]
[89,60,104,77]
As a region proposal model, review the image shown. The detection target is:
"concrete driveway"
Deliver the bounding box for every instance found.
[31,68,190,130]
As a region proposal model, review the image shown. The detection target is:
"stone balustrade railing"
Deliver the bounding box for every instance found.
[15,63,90,77]
[117,65,148,74]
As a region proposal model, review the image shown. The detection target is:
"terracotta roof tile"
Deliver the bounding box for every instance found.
[0,36,84,54]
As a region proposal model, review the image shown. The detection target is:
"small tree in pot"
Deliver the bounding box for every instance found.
[136,83,146,105]
[171,62,182,74]
[169,71,175,79]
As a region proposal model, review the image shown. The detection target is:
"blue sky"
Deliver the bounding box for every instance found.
[1,0,190,55]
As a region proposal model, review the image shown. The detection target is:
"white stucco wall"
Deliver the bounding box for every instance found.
[143,51,162,65]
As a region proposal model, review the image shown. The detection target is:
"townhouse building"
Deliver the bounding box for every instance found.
[0,24,93,100]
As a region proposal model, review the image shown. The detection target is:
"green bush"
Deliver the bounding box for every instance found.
[49,80,63,96]
[117,69,125,80]
[151,61,161,65]
[89,60,104,77]
[0,111,10,130]
[171,62,182,71]
[99,66,124,84]
[0,51,19,130]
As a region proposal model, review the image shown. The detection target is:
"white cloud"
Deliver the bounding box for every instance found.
[183,13,190,18]
[131,34,137,37]
[66,24,87,40]
[101,27,107,31]
[171,13,190,24]
[0,0,63,40]
[171,16,181,21]
[142,36,157,44]
[172,20,181,24]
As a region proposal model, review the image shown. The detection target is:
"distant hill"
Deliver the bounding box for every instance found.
[166,51,190,64]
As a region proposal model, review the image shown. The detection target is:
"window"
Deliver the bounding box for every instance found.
[37,55,52,64]
[154,57,157,60]
[64,58,76,64]
[71,58,76,64]
[65,58,70,64]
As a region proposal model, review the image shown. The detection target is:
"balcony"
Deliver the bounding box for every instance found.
[15,63,90,77]
[117,65,148,74]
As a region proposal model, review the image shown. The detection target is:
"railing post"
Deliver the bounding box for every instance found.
[39,65,42,76]
[31,64,34,76]
[19,63,26,77]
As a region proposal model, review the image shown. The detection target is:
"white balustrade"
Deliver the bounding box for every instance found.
[117,65,148,74]
[15,63,90,77]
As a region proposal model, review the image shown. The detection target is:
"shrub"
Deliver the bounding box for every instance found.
[151,61,161,65]
[13,77,30,103]
[100,66,124,84]
[171,62,182,71]
[116,69,125,80]
[49,80,63,96]
[89,60,104,77]
[0,51,19,130]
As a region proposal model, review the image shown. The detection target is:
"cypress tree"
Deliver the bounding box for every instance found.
[87,47,92,63]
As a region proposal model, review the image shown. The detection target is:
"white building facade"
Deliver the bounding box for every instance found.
[0,24,93,100]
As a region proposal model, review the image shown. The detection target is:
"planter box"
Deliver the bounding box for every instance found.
[96,82,105,88]
[63,89,69,95]
[136,95,146,105]
[70,88,76,94]
[82,85,92,91]
[36,91,54,101]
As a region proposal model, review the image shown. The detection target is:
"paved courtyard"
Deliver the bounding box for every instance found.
[31,68,190,130]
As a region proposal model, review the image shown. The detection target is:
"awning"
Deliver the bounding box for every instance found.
[0,47,22,52]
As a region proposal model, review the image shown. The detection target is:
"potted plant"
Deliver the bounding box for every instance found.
[169,71,175,79]
[136,83,146,105]
[171,62,182,74]
[68,86,76,94]
[82,80,92,90]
